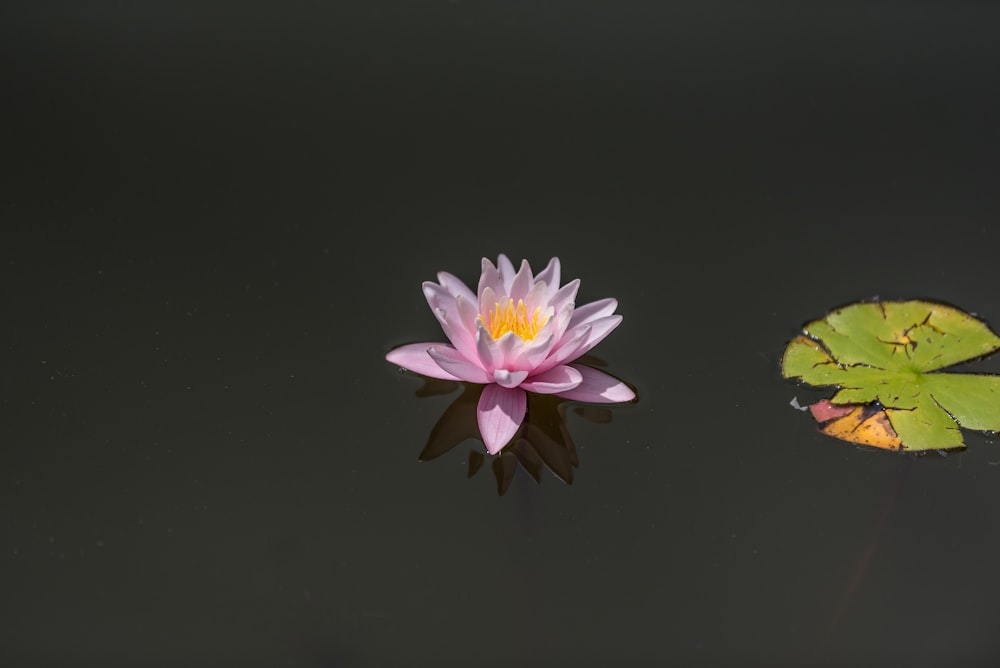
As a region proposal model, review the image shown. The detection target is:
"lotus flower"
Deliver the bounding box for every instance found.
[386,254,636,454]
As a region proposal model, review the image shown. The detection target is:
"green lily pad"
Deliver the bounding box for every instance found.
[782,300,1000,451]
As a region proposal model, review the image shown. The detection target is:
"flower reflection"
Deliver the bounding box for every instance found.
[409,356,628,495]
[386,254,635,454]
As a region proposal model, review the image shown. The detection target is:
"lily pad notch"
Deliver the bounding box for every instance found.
[781,300,1000,451]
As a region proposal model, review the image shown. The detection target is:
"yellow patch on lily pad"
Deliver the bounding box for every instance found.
[809,399,903,450]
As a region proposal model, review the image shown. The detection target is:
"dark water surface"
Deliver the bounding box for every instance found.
[4,2,1000,666]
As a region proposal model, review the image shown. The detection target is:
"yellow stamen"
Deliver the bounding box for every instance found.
[480,299,548,341]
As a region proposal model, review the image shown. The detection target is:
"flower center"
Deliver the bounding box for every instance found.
[480,299,549,340]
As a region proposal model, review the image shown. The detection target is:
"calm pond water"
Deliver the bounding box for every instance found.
[4,2,1000,666]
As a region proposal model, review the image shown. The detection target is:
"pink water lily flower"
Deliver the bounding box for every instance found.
[386,254,635,454]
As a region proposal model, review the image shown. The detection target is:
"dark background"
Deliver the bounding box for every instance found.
[4,2,1000,666]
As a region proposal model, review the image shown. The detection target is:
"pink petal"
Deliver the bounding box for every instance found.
[495,329,524,370]
[569,298,618,328]
[477,384,526,454]
[423,282,476,362]
[521,364,583,394]
[455,293,481,333]
[508,258,534,303]
[432,308,479,364]
[478,258,504,303]
[547,279,580,316]
[474,323,502,373]
[435,271,476,303]
[385,343,461,380]
[478,285,499,324]
[517,332,556,371]
[546,302,577,343]
[522,279,551,313]
[426,345,492,383]
[421,281,454,319]
[533,324,591,374]
[496,254,517,293]
[493,369,529,388]
[554,315,623,362]
[533,257,561,299]
[555,365,636,403]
